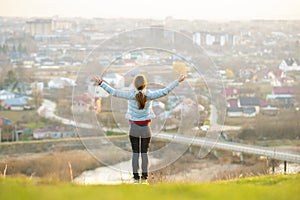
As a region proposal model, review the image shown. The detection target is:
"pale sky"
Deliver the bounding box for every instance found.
[0,0,300,20]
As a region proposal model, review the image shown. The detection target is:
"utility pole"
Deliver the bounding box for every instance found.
[0,128,2,143]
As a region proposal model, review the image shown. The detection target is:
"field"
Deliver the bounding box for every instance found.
[0,110,36,122]
[0,174,299,200]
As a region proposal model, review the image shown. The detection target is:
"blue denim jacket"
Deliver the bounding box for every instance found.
[99,80,179,121]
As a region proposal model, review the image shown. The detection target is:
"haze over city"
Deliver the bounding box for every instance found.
[0,0,300,198]
[1,0,300,20]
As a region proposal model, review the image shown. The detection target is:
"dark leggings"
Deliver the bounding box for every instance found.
[129,135,151,180]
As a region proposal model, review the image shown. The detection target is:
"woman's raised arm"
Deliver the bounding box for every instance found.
[93,76,133,99]
[147,74,186,100]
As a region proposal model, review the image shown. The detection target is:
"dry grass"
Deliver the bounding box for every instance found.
[0,150,102,181]
[0,110,37,122]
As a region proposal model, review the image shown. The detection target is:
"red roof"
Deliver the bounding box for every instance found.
[73,93,93,104]
[223,88,240,96]
[260,99,268,107]
[273,69,283,78]
[272,87,294,95]
[228,99,238,107]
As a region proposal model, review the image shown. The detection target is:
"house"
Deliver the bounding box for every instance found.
[0,117,12,125]
[0,91,29,110]
[33,126,76,140]
[238,97,261,114]
[251,69,270,83]
[279,58,300,72]
[72,93,95,113]
[103,73,125,88]
[227,99,238,107]
[261,106,279,116]
[2,97,28,111]
[88,82,109,98]
[227,107,257,117]
[22,57,35,68]
[266,94,294,108]
[267,69,286,87]
[272,87,294,95]
[242,107,256,117]
[31,81,44,93]
[0,90,15,100]
[264,87,296,108]
[223,88,240,99]
[48,77,76,89]
[173,98,198,116]
[227,107,243,117]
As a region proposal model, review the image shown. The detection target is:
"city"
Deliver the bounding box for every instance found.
[0,15,300,189]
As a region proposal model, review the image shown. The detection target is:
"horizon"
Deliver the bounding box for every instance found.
[1,0,300,21]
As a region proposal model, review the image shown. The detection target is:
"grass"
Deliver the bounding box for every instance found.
[0,174,299,200]
[23,121,48,130]
[106,131,127,136]
[0,110,36,122]
[255,139,300,147]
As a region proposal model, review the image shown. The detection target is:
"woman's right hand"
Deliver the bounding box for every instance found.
[178,74,186,82]
[93,76,102,85]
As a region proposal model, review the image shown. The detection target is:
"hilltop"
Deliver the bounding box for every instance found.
[0,174,299,200]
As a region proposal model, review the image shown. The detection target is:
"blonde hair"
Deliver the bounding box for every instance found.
[134,75,147,109]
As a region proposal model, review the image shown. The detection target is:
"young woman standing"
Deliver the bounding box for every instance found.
[94,74,186,184]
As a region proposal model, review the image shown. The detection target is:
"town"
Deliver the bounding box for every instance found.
[0,17,299,144]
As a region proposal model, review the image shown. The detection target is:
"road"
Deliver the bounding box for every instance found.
[209,104,240,131]
[154,133,300,164]
[37,99,94,129]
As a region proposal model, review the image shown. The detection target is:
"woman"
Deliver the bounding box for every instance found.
[94,74,186,184]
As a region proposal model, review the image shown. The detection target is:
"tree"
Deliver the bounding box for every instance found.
[173,61,187,79]
[32,87,43,109]
[4,70,17,88]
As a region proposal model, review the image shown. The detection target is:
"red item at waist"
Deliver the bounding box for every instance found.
[129,119,151,125]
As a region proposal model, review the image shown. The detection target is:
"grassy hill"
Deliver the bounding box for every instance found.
[0,174,299,200]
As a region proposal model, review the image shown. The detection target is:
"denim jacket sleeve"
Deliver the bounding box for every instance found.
[147,80,179,100]
[100,82,133,99]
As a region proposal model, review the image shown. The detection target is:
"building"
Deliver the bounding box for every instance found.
[227,107,243,117]
[223,88,240,99]
[272,87,294,95]
[72,93,95,113]
[266,94,294,108]
[33,126,76,139]
[103,73,125,88]
[52,19,75,31]
[1,97,28,111]
[238,97,261,114]
[267,69,286,87]
[192,32,234,46]
[0,90,15,100]
[227,107,256,117]
[279,58,300,72]
[25,19,52,35]
[48,77,76,89]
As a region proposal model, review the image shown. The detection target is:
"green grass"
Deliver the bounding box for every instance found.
[0,174,299,200]
[106,131,127,136]
[23,121,47,130]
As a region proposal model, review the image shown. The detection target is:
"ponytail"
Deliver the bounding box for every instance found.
[136,91,147,109]
[134,74,147,110]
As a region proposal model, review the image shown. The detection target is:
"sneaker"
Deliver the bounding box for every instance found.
[133,179,140,184]
[141,179,148,185]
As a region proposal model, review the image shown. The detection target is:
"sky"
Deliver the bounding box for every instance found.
[1,0,300,20]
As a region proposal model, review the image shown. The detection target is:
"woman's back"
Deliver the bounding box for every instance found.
[100,79,180,121]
